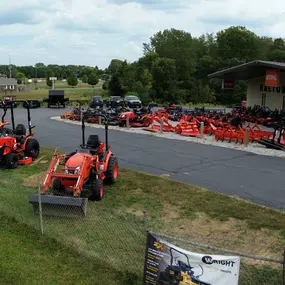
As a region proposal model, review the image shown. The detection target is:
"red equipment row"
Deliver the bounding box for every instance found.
[144,112,201,137]
[215,123,273,143]
[61,109,275,143]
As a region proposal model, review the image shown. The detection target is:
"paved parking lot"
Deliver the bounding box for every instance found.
[5,107,285,210]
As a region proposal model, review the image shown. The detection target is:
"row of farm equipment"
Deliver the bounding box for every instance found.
[60,105,285,149]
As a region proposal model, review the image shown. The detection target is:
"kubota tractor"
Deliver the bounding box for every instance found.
[0,100,40,169]
[29,113,118,217]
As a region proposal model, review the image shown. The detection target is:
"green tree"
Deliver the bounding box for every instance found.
[88,72,99,87]
[151,57,178,103]
[216,26,260,61]
[46,69,54,87]
[15,72,26,84]
[108,59,123,75]
[67,74,78,87]
[82,75,88,83]
[108,73,123,96]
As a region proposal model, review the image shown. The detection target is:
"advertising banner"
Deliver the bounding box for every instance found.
[265,69,279,87]
[144,232,240,285]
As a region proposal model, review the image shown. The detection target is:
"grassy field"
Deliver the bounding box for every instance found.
[0,147,284,284]
[2,79,107,101]
[0,215,124,285]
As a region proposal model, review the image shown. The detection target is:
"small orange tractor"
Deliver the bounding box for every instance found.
[118,108,153,127]
[0,100,40,169]
[29,113,118,217]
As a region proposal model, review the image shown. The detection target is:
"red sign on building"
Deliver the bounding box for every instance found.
[265,69,279,87]
[222,79,235,89]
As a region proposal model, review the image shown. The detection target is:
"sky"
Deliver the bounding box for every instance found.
[0,0,284,69]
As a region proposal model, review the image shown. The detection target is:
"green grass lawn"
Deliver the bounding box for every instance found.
[0,215,126,285]
[0,147,284,284]
[2,79,107,101]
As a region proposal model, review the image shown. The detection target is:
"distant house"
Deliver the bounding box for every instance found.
[0,78,17,92]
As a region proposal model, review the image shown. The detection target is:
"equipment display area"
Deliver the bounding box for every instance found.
[208,60,285,111]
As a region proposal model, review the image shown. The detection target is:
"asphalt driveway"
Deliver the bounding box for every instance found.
[6,107,285,210]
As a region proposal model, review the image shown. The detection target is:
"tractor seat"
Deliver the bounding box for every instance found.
[15,124,26,144]
[86,135,101,154]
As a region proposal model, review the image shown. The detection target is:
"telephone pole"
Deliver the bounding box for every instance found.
[9,57,12,78]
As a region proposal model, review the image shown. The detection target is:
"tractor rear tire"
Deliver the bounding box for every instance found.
[25,138,40,159]
[104,156,118,184]
[89,179,103,201]
[5,153,18,169]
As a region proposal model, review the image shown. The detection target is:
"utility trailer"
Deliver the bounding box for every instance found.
[43,90,69,108]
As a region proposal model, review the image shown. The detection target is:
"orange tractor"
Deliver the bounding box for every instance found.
[29,114,118,217]
[0,100,40,169]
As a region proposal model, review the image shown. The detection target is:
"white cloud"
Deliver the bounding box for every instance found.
[0,0,284,68]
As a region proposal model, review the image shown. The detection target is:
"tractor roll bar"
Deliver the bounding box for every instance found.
[1,100,35,135]
[2,104,7,123]
[82,113,109,150]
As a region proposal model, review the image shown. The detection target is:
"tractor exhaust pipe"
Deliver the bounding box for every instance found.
[29,194,88,218]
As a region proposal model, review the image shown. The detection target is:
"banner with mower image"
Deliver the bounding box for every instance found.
[143,232,240,285]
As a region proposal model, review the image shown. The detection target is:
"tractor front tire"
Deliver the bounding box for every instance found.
[25,138,40,159]
[5,153,18,169]
[89,179,104,201]
[52,177,65,196]
[104,156,118,184]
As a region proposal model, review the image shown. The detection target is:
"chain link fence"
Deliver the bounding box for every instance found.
[23,182,284,285]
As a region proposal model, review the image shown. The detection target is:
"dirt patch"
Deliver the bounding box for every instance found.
[23,172,46,187]
[126,205,146,218]
[161,202,180,221]
[170,212,284,260]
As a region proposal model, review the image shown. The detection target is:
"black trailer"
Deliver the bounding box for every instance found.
[43,90,69,108]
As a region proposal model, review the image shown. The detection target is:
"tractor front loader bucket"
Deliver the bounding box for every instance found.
[29,194,88,218]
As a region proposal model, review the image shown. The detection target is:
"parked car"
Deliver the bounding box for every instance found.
[106,96,125,108]
[89,96,103,108]
[124,95,142,108]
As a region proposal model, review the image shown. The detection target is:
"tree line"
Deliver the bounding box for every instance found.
[0,63,106,88]
[105,26,285,105]
[1,26,285,105]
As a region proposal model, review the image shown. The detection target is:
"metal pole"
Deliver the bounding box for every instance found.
[38,184,44,235]
[283,248,285,285]
[160,117,163,134]
[200,122,204,136]
[52,80,54,90]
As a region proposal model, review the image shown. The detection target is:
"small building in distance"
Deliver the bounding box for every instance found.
[0,77,17,92]
[208,60,285,111]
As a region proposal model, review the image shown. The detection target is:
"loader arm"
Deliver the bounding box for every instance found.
[41,154,63,193]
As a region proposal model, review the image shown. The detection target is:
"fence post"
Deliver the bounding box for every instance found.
[37,183,44,235]
[160,117,164,134]
[98,116,101,125]
[126,114,130,128]
[200,122,204,136]
[80,107,83,122]
[283,248,285,285]
[243,129,249,146]
[143,211,148,231]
